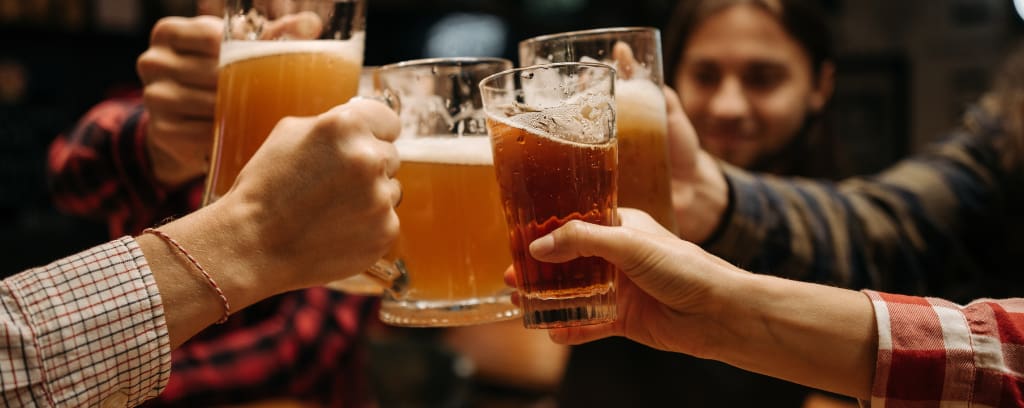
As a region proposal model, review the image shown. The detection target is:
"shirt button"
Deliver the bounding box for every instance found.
[100,390,130,408]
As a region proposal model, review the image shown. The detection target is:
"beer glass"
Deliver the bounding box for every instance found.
[374,57,519,327]
[519,27,676,233]
[204,0,366,204]
[479,62,619,329]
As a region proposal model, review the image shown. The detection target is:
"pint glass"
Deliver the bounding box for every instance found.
[480,62,618,329]
[519,27,676,233]
[375,58,519,327]
[204,0,366,204]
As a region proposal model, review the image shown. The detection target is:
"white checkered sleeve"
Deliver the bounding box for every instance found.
[0,236,171,407]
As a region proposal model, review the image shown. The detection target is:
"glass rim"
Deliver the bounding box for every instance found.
[377,57,513,73]
[478,61,616,92]
[519,26,659,48]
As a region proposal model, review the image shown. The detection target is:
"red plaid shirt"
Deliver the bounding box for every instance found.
[865,290,1024,407]
[47,98,378,407]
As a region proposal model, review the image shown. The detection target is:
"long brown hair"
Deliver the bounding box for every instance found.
[663,0,845,178]
[664,0,833,89]
[979,45,1024,172]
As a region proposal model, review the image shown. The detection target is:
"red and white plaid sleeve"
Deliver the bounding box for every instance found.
[864,290,1024,407]
[0,236,171,407]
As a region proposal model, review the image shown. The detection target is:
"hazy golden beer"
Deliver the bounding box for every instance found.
[391,138,511,300]
[205,39,364,203]
[480,62,619,329]
[615,78,673,229]
[519,27,676,232]
[375,58,518,327]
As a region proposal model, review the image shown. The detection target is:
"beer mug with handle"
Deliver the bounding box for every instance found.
[205,0,402,289]
[519,27,677,233]
[205,0,367,204]
[374,57,520,327]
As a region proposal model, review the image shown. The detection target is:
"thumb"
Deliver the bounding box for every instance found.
[663,86,700,174]
[611,41,636,80]
[529,221,647,272]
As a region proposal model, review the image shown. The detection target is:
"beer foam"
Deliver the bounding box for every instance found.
[220,32,365,67]
[395,137,494,166]
[492,95,616,147]
[615,78,667,128]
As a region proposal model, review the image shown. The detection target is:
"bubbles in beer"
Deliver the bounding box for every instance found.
[614,77,667,129]
[496,93,615,146]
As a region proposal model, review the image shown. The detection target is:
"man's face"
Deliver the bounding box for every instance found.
[674,4,830,168]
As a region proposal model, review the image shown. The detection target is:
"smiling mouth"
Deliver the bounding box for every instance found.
[702,132,753,146]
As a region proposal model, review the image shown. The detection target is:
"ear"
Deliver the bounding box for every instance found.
[808,61,835,113]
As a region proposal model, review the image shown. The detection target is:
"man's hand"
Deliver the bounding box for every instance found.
[137,15,222,188]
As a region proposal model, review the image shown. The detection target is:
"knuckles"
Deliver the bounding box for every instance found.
[150,17,187,45]
[313,108,363,138]
[136,49,170,82]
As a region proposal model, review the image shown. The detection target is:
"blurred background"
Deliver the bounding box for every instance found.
[1,0,1022,274]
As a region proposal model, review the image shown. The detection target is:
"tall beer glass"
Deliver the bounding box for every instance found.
[375,58,519,327]
[204,0,366,204]
[480,62,619,329]
[519,27,676,233]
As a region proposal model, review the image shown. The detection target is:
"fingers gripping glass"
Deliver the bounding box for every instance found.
[202,1,401,293]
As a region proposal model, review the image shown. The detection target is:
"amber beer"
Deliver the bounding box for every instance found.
[486,111,618,329]
[204,37,364,203]
[391,138,512,299]
[519,27,676,232]
[615,78,674,229]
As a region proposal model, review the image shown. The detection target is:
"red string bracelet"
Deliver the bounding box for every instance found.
[143,228,231,324]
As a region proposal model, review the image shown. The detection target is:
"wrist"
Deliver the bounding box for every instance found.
[710,273,877,398]
[157,201,286,311]
[144,122,206,190]
[674,151,729,241]
[697,269,763,362]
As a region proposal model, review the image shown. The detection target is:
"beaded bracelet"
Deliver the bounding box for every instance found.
[143,228,231,324]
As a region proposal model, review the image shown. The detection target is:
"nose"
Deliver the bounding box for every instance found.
[708,76,749,120]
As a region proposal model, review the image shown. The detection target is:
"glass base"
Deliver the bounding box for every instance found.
[379,294,520,327]
[520,285,616,329]
[325,273,383,295]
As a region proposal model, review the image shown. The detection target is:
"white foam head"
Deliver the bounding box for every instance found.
[220,32,365,67]
[615,77,667,128]
[395,137,494,165]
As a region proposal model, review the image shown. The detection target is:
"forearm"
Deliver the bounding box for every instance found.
[700,120,1012,296]
[713,273,877,400]
[139,200,280,348]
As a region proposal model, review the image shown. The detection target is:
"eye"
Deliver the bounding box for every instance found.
[687,64,721,89]
[743,64,787,92]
